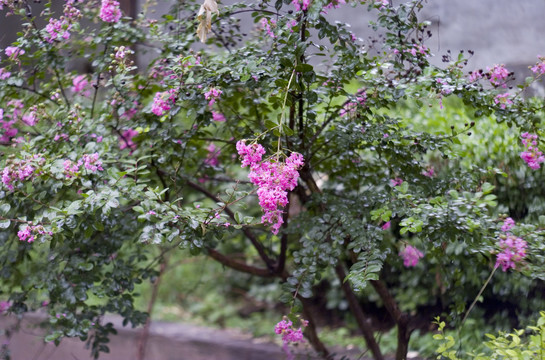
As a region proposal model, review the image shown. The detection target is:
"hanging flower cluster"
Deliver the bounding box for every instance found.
[274,317,308,360]
[495,235,527,272]
[237,141,304,234]
[520,132,544,170]
[399,245,424,267]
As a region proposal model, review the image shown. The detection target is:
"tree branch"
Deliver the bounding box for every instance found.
[206,248,276,277]
[186,180,277,271]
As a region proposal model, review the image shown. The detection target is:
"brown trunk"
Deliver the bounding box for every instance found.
[137,258,167,360]
[335,264,384,360]
[370,280,412,360]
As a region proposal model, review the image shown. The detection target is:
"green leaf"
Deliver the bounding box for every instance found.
[0,219,10,229]
[0,204,10,215]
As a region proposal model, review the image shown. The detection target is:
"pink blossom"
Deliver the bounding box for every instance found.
[22,108,38,126]
[520,133,544,170]
[422,166,435,178]
[322,0,345,13]
[212,111,226,122]
[63,159,80,178]
[2,155,44,190]
[381,221,391,230]
[287,20,298,32]
[468,70,483,82]
[259,18,277,39]
[501,217,515,232]
[151,90,176,116]
[236,141,266,168]
[0,301,10,313]
[115,47,127,60]
[44,18,72,43]
[100,0,122,23]
[17,227,35,243]
[399,245,423,267]
[390,178,403,187]
[488,64,509,87]
[340,90,366,117]
[72,75,89,94]
[494,93,513,109]
[495,235,527,272]
[0,68,11,80]
[54,133,69,142]
[274,319,305,343]
[5,46,24,59]
[531,56,545,75]
[81,153,104,172]
[204,143,220,166]
[292,0,311,11]
[237,142,304,234]
[204,88,223,107]
[119,129,138,150]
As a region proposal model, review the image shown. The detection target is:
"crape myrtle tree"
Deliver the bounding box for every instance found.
[1,0,545,359]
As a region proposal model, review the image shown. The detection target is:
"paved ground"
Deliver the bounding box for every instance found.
[0,313,381,360]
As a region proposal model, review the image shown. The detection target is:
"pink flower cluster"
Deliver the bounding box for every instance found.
[44,18,72,43]
[322,0,345,13]
[468,70,483,83]
[22,106,39,126]
[292,0,311,11]
[17,225,52,243]
[274,319,305,343]
[1,155,44,191]
[259,18,277,39]
[0,68,10,80]
[151,89,176,116]
[399,245,423,267]
[5,46,24,59]
[390,178,403,187]
[0,301,10,314]
[212,111,226,122]
[100,0,122,23]
[204,143,220,166]
[340,89,366,117]
[204,88,223,107]
[119,129,138,150]
[494,93,513,109]
[72,74,90,96]
[405,44,429,57]
[422,166,435,178]
[495,235,527,272]
[237,141,304,234]
[63,153,104,178]
[275,318,307,360]
[520,132,544,170]
[501,217,515,232]
[488,64,509,87]
[531,55,545,75]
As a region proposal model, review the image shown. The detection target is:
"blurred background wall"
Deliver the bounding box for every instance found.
[1,0,545,80]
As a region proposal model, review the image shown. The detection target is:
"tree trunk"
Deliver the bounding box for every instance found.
[335,264,384,360]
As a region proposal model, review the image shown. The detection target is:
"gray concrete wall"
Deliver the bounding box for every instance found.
[2,1,545,75]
